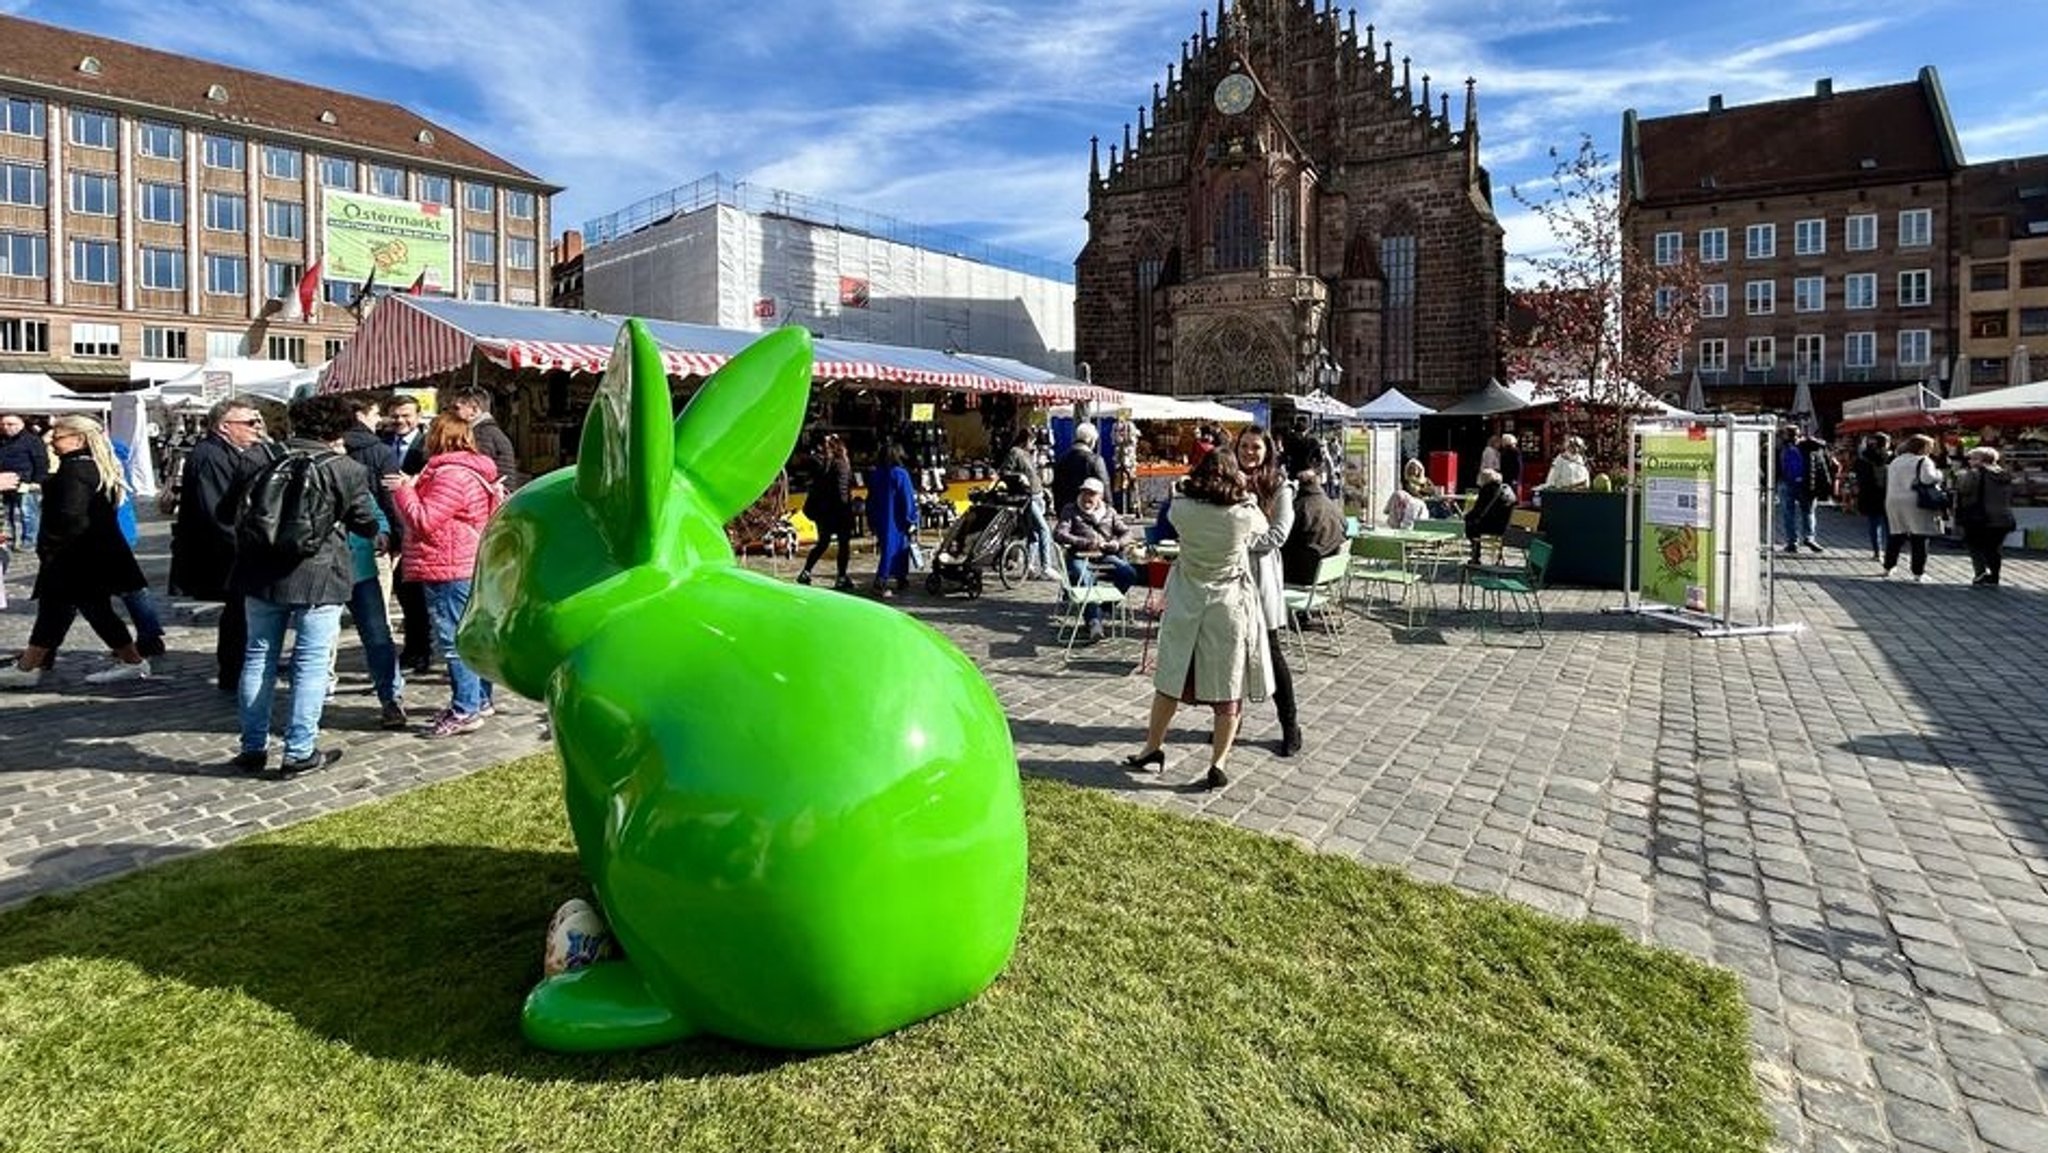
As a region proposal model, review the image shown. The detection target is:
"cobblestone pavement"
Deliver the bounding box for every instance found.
[6,509,2048,1153]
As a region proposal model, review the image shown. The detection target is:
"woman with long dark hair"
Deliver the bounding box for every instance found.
[868,442,918,599]
[1234,426,1301,757]
[0,416,151,689]
[797,434,856,590]
[1122,446,1270,789]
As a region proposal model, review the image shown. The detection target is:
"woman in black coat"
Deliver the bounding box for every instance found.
[1850,435,1891,561]
[796,433,856,590]
[1464,467,1516,563]
[0,416,151,689]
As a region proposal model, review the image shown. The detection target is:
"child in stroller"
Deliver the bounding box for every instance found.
[925,477,1035,598]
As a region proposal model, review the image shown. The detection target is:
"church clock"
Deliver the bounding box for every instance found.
[1213,73,1255,116]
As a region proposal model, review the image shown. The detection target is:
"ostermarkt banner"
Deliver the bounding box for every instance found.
[1639,430,1716,614]
[321,190,454,291]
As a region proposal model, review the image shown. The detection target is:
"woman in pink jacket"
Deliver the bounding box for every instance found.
[385,414,504,737]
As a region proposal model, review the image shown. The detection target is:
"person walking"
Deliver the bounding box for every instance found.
[109,437,167,658]
[1851,435,1891,561]
[1002,426,1056,579]
[229,396,379,778]
[797,434,857,590]
[866,443,918,599]
[0,411,48,550]
[1793,430,1835,552]
[382,393,432,672]
[1236,426,1301,758]
[1120,447,1271,790]
[169,396,278,691]
[1882,434,1944,583]
[387,414,503,737]
[1954,446,2017,587]
[1775,426,1808,555]
[0,416,152,689]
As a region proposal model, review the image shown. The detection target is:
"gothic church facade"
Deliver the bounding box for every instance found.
[1076,0,1504,406]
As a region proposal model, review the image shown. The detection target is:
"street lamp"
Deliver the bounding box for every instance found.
[1299,344,1343,394]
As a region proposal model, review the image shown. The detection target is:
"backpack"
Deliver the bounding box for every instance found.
[235,450,338,564]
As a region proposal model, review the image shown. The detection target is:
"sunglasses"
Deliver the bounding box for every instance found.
[225,418,265,427]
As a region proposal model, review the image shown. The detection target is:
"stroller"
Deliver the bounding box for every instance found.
[924,481,1035,598]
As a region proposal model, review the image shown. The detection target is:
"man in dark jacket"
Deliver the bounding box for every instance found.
[382,393,427,475]
[0,412,49,549]
[170,396,277,690]
[1050,421,1109,517]
[230,394,378,780]
[1791,431,1836,553]
[1851,435,1891,560]
[1282,468,1348,585]
[380,393,431,669]
[451,387,523,490]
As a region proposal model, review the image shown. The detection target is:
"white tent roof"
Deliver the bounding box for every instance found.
[1354,387,1434,420]
[1939,379,2048,414]
[0,372,112,414]
[1506,378,1689,417]
[1048,393,1255,423]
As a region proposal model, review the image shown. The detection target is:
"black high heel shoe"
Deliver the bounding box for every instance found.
[1203,764,1229,790]
[1121,748,1165,772]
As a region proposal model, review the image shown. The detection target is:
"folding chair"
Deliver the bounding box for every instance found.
[1472,538,1551,646]
[1281,551,1350,660]
[1408,519,1466,579]
[1051,558,1130,663]
[1348,535,1434,627]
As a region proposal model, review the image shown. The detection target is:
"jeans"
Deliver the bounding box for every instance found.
[348,576,404,706]
[239,599,342,761]
[120,588,165,648]
[1865,514,1890,558]
[425,579,492,717]
[1024,494,1055,574]
[1776,483,1813,546]
[1066,553,1136,625]
[5,489,39,548]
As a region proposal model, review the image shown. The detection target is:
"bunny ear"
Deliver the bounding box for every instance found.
[574,319,675,568]
[673,326,812,522]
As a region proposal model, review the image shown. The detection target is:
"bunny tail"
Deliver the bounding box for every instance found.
[521,959,695,1053]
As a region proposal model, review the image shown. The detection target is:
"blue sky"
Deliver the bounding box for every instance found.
[8,0,2045,278]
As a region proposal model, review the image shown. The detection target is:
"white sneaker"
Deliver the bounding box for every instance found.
[1912,573,1928,584]
[0,663,47,690]
[1880,566,1893,579]
[84,659,150,684]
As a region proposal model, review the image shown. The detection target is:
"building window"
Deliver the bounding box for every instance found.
[1698,227,1727,264]
[505,189,536,219]
[1381,232,1418,386]
[367,164,404,198]
[202,331,240,358]
[508,285,538,305]
[1898,329,1930,366]
[202,135,245,171]
[0,161,46,208]
[1,96,46,138]
[1665,347,1685,375]
[262,145,302,180]
[1745,223,1775,259]
[137,121,182,159]
[69,170,116,216]
[1793,276,1825,313]
[1698,338,1729,374]
[1700,283,1728,317]
[1654,286,1677,317]
[1211,187,1257,270]
[71,321,121,358]
[1793,334,1825,380]
[1745,279,1775,315]
[0,317,51,353]
[266,334,306,364]
[264,260,302,300]
[141,325,187,360]
[1844,273,1877,310]
[1845,213,1877,251]
[465,182,494,213]
[1970,310,2009,339]
[2021,307,2048,337]
[1654,231,1681,265]
[1745,336,1775,371]
[317,155,356,189]
[204,190,247,233]
[506,236,537,270]
[1898,208,1932,248]
[1844,331,1876,368]
[0,232,48,279]
[1793,218,1825,256]
[1271,189,1297,269]
[466,229,496,265]
[324,338,346,361]
[415,173,450,205]
[1972,263,2010,292]
[263,198,304,241]
[138,181,185,224]
[139,247,185,290]
[1134,256,1163,392]
[323,278,356,306]
[205,253,247,296]
[2021,259,2048,289]
[1897,269,1931,307]
[468,281,497,302]
[70,239,118,285]
[68,108,115,149]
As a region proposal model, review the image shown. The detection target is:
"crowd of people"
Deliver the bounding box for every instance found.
[1829,428,2017,586]
[0,386,522,778]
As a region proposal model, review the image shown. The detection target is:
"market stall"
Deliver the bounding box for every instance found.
[1840,380,2048,549]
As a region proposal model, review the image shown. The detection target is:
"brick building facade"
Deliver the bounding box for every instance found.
[1622,71,1964,428]
[1075,0,1503,406]
[1955,153,2048,392]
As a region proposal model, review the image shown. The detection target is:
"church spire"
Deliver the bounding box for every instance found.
[1421,73,1431,115]
[1464,77,1479,133]
[1089,135,1100,183]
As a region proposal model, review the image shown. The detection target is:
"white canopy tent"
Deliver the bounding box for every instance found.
[1506,377,1692,418]
[0,371,112,415]
[1353,387,1434,421]
[1047,393,1255,424]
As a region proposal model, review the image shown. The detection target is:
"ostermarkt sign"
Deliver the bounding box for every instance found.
[321,190,454,291]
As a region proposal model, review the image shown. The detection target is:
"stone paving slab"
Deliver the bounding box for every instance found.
[5,509,2048,1153]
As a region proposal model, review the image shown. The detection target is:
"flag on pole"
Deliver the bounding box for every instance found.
[284,259,322,322]
[347,266,379,317]
[407,270,428,296]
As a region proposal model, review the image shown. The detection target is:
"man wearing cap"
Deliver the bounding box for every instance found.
[1054,477,1137,642]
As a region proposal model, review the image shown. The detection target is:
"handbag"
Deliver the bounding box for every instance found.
[908,538,927,572]
[1913,480,1951,512]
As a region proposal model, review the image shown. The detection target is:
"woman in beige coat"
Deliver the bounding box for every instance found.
[1882,434,1943,582]
[1236,426,1301,756]
[1123,448,1271,790]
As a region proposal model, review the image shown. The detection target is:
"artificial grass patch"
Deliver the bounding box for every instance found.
[0,756,1766,1152]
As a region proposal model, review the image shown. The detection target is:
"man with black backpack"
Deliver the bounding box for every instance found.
[229,395,379,779]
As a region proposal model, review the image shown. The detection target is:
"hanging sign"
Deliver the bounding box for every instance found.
[910,402,936,423]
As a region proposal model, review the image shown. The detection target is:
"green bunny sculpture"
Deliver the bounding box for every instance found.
[458,320,1028,1053]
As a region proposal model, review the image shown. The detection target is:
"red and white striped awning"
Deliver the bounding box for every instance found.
[319,297,476,393]
[478,339,727,378]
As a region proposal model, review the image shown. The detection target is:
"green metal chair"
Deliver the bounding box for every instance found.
[1281,551,1351,660]
[1052,559,1130,663]
[1471,537,1552,646]
[1348,534,1435,627]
